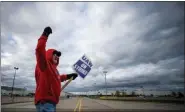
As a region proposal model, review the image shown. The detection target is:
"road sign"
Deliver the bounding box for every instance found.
[73,54,93,78]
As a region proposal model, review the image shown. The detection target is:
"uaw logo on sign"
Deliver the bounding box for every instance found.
[73,54,93,78]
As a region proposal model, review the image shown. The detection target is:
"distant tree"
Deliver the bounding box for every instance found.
[122,91,126,97]
[177,92,184,98]
[171,91,176,97]
[131,91,136,96]
[111,93,114,96]
[98,92,100,95]
[115,90,120,97]
[150,94,154,97]
[100,93,102,96]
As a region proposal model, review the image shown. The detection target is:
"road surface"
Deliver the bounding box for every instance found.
[1,97,185,112]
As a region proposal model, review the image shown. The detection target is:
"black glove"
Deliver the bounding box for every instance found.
[42,26,52,37]
[67,73,78,80]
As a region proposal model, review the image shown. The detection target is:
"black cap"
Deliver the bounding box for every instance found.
[53,50,61,57]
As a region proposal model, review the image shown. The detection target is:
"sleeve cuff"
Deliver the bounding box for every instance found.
[60,74,68,81]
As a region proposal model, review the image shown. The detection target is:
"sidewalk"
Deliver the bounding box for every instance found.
[1,96,34,105]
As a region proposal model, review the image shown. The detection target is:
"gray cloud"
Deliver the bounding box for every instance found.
[1,2,184,94]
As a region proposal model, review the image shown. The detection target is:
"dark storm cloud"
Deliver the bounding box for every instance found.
[102,2,184,68]
[1,2,42,34]
[94,4,184,93]
[93,73,184,92]
[1,2,184,93]
[82,55,184,92]
[1,65,35,89]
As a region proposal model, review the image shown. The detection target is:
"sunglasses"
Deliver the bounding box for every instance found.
[53,50,61,57]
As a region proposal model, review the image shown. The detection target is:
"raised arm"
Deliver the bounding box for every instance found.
[35,27,52,71]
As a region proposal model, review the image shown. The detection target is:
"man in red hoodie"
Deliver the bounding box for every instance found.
[35,26,78,112]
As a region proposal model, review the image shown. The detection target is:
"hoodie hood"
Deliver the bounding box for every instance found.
[46,49,59,66]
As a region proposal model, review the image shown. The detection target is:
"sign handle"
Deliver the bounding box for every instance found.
[61,77,73,91]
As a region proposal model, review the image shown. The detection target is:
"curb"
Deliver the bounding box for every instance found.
[1,101,34,105]
[99,98,184,104]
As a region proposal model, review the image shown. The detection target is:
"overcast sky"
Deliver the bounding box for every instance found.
[1,2,184,94]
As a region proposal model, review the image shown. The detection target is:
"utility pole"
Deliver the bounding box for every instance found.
[93,83,96,97]
[23,87,26,97]
[103,71,107,97]
[140,86,144,97]
[11,67,19,102]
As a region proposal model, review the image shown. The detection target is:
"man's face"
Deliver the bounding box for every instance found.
[52,54,59,64]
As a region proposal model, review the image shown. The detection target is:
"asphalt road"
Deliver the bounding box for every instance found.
[1,97,185,112]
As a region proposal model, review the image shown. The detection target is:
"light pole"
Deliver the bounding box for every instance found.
[93,83,97,97]
[140,86,144,97]
[11,67,19,102]
[103,71,107,97]
[23,87,26,97]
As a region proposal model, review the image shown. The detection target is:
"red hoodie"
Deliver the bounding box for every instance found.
[34,35,67,104]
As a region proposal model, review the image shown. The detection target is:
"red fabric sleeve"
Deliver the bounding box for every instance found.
[60,74,67,82]
[35,36,48,71]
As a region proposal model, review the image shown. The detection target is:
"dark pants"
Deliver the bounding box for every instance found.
[35,101,56,112]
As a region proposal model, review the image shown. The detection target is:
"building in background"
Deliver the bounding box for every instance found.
[60,91,74,98]
[1,86,33,96]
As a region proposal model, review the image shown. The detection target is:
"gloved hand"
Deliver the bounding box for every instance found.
[42,26,52,37]
[67,73,78,80]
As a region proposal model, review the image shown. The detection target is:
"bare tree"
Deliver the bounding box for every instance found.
[177,92,184,98]
[122,91,127,97]
[131,91,136,96]
[171,91,176,97]
[115,90,120,97]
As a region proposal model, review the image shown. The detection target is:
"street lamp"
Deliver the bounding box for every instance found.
[93,83,97,97]
[140,86,144,97]
[23,87,26,97]
[11,67,19,101]
[103,71,108,97]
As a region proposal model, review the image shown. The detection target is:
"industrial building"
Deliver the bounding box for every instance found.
[1,86,33,96]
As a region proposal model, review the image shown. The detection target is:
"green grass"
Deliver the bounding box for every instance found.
[99,96,184,104]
